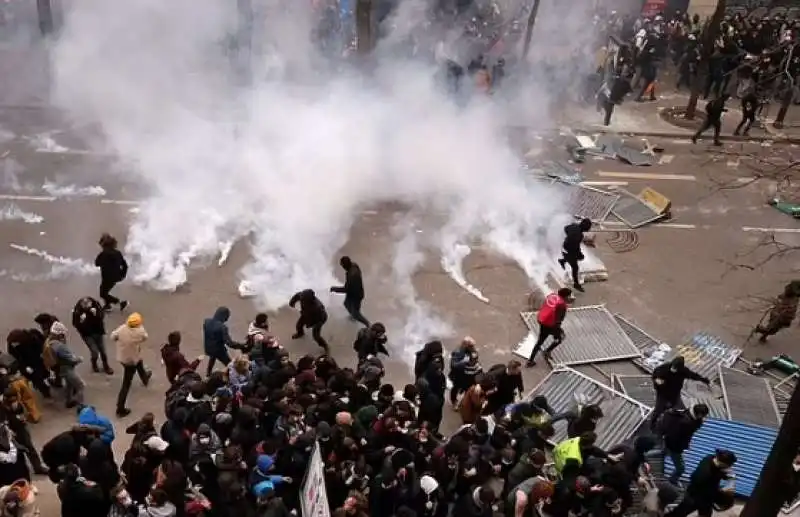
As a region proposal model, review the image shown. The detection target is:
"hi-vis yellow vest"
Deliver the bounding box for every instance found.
[553,437,582,473]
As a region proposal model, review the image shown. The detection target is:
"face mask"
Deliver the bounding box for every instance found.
[501,459,513,465]
[199,437,210,445]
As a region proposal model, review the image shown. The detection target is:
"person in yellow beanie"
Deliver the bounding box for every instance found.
[111,312,151,417]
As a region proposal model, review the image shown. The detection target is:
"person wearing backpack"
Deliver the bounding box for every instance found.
[526,288,572,367]
[46,322,85,409]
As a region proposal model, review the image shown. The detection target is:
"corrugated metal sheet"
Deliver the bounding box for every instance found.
[525,367,650,449]
[549,181,619,222]
[611,190,666,228]
[634,332,741,382]
[517,308,643,365]
[664,418,777,498]
[775,392,790,417]
[614,375,727,419]
[613,314,661,351]
[719,367,781,428]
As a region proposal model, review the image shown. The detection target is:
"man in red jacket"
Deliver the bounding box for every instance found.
[526,288,572,367]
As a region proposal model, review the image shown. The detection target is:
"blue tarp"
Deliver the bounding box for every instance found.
[665,418,777,498]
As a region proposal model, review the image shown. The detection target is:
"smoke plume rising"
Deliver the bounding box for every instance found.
[49,0,604,364]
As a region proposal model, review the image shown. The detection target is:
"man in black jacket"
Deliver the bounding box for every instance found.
[289,289,329,351]
[330,256,370,327]
[692,94,730,146]
[94,233,128,311]
[650,356,710,430]
[558,219,593,292]
[666,449,737,517]
[71,297,112,374]
[660,403,709,485]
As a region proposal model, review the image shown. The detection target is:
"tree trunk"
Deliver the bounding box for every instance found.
[356,0,373,55]
[685,0,726,120]
[740,381,800,517]
[521,0,541,60]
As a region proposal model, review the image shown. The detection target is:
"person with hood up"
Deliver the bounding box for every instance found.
[136,488,176,517]
[330,256,370,327]
[71,296,113,374]
[415,474,447,517]
[414,340,443,380]
[77,405,116,445]
[449,337,482,408]
[46,321,85,408]
[57,463,107,517]
[354,323,390,364]
[0,479,38,517]
[650,355,710,430]
[94,233,129,312]
[691,93,730,146]
[189,424,222,462]
[161,331,204,385]
[526,288,572,367]
[558,219,593,293]
[112,313,152,417]
[660,403,709,485]
[289,289,329,351]
[249,454,291,496]
[203,307,241,376]
[5,329,50,399]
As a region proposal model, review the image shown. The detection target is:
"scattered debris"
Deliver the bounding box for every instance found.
[768,198,800,218]
[611,188,670,228]
[605,230,639,252]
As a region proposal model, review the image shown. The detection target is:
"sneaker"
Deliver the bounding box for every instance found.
[116,408,132,418]
[103,366,114,375]
[120,300,129,311]
[573,283,585,293]
[291,333,304,339]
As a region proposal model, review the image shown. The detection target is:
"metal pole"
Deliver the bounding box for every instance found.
[521,0,541,60]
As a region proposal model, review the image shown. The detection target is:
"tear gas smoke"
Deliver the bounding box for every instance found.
[8,244,97,281]
[0,204,44,224]
[41,181,106,198]
[50,0,604,364]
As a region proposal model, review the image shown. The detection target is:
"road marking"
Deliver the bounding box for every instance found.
[658,154,675,165]
[597,171,696,181]
[580,181,629,187]
[743,227,800,234]
[100,199,140,205]
[0,194,56,202]
[602,221,697,229]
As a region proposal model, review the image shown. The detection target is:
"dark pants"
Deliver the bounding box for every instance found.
[20,363,50,398]
[666,495,712,517]
[116,361,149,411]
[205,351,231,377]
[735,108,756,135]
[99,278,121,307]
[13,424,45,471]
[449,373,476,405]
[650,394,683,430]
[528,324,562,364]
[693,118,721,144]
[559,252,581,286]
[295,315,329,350]
[81,334,110,369]
[343,297,370,326]
[665,447,685,485]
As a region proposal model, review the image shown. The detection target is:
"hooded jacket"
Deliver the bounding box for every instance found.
[289,290,327,325]
[78,406,116,444]
[249,455,287,494]
[95,246,128,283]
[112,317,148,365]
[661,408,704,452]
[203,307,234,357]
[71,298,106,337]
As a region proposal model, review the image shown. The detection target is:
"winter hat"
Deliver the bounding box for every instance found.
[50,321,68,336]
[126,313,143,328]
[420,475,438,495]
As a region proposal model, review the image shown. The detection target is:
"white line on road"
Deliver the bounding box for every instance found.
[0,194,56,202]
[100,199,141,205]
[602,221,697,229]
[597,171,697,181]
[743,227,800,234]
[658,155,675,165]
[580,181,629,187]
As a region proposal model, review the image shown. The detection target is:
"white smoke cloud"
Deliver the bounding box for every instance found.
[49,0,603,365]
[7,244,97,281]
[0,203,44,224]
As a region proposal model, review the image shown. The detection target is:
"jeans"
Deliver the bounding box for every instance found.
[343,297,370,326]
[61,368,85,406]
[99,279,120,307]
[116,361,149,411]
[665,448,685,485]
[81,334,110,368]
[205,351,231,378]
